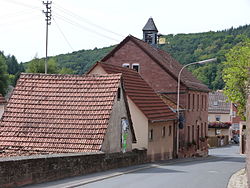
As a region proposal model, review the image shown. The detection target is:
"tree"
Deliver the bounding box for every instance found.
[0,54,9,95]
[6,55,19,75]
[223,39,250,119]
[27,57,59,74]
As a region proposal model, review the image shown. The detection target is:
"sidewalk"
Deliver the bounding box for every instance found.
[227,168,248,188]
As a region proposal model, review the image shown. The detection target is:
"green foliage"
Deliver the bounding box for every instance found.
[0,54,9,95]
[159,25,250,89]
[223,39,250,119]
[54,46,115,74]
[27,57,74,74]
[27,58,58,74]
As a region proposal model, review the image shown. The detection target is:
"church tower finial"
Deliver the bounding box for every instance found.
[142,17,158,46]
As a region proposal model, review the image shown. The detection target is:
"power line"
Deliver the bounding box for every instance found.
[52,16,74,51]
[53,2,124,38]
[53,12,120,42]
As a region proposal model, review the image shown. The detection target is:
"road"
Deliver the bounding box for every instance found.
[26,145,245,188]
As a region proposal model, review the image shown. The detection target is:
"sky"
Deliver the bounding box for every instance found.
[0,0,249,62]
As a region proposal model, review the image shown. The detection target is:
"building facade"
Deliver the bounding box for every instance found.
[0,73,135,157]
[100,18,210,158]
[88,62,177,161]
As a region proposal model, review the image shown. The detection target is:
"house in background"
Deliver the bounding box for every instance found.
[88,62,177,161]
[0,73,135,157]
[100,18,210,158]
[208,91,232,147]
[0,94,6,119]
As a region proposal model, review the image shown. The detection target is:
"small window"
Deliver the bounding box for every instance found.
[213,101,218,106]
[149,129,153,140]
[188,94,191,110]
[122,63,130,68]
[197,95,199,111]
[169,126,172,136]
[117,88,121,101]
[215,115,220,122]
[192,94,195,110]
[132,64,140,72]
[162,126,166,137]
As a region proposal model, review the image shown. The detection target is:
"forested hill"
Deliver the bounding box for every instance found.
[159,24,250,90]
[31,24,250,90]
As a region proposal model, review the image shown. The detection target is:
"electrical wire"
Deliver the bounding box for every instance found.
[53,12,120,42]
[52,16,74,51]
[53,2,124,38]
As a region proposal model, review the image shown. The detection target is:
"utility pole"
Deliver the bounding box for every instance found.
[43,1,52,74]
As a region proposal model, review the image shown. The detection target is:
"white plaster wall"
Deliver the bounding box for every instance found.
[127,97,148,149]
[0,105,4,119]
[208,113,231,122]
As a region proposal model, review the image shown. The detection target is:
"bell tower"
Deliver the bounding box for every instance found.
[142,17,158,46]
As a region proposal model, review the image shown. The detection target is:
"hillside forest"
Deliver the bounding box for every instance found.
[0,24,250,96]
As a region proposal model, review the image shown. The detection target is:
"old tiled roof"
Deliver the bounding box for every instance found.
[102,35,210,92]
[208,91,231,114]
[142,17,158,31]
[90,62,177,122]
[0,94,6,104]
[0,73,122,155]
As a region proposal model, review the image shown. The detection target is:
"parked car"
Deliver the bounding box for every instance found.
[231,135,239,144]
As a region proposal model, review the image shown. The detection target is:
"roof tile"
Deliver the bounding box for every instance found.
[96,62,177,122]
[0,73,121,157]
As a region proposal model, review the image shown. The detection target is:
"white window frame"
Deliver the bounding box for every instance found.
[122,63,130,68]
[132,63,140,72]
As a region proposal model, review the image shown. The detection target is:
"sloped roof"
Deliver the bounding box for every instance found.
[143,17,158,32]
[102,35,210,92]
[0,94,6,104]
[0,73,122,156]
[208,91,231,114]
[90,62,177,122]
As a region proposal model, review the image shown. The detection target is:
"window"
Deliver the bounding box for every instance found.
[197,95,200,111]
[122,63,130,68]
[162,126,166,137]
[192,94,195,110]
[117,88,121,101]
[232,111,236,118]
[169,126,172,136]
[188,94,191,110]
[213,101,218,106]
[204,122,207,136]
[202,95,204,110]
[215,115,221,122]
[205,95,207,110]
[188,126,191,142]
[201,123,203,137]
[192,125,195,141]
[132,64,140,72]
[149,129,153,140]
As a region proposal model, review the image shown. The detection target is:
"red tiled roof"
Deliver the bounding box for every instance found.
[91,62,177,122]
[102,35,210,92]
[0,94,6,104]
[0,73,122,156]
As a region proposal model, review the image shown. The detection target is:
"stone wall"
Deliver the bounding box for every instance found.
[0,149,147,188]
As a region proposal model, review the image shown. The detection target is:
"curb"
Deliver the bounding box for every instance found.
[227,168,247,188]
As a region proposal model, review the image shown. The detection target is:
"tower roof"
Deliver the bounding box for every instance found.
[142,17,158,32]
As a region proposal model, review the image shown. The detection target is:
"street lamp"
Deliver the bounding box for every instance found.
[176,58,217,156]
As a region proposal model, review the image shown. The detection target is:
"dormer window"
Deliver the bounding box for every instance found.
[122,63,130,68]
[132,64,140,72]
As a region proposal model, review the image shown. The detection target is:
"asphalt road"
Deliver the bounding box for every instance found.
[26,145,245,188]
